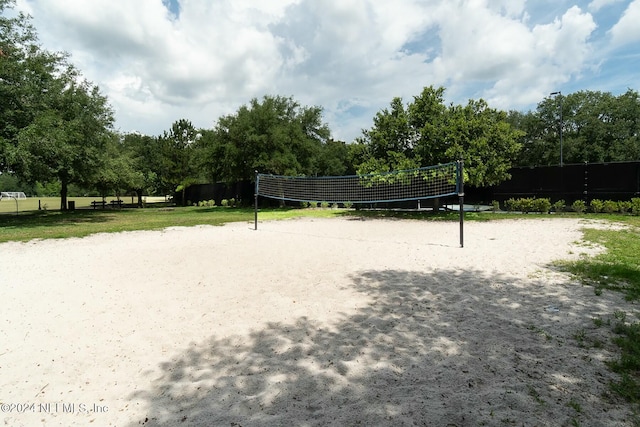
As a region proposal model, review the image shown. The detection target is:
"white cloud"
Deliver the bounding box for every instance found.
[608,0,640,47]
[11,0,626,142]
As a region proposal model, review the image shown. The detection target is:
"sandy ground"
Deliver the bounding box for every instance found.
[1,217,639,426]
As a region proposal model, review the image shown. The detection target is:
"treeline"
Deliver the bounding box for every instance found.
[2,0,639,208]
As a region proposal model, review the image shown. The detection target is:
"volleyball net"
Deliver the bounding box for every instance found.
[255,161,465,247]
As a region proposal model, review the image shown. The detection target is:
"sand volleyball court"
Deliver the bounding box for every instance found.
[1,217,638,426]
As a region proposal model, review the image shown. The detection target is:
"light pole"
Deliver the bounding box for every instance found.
[550,91,563,167]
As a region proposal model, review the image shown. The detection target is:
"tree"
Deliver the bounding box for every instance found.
[203,95,330,183]
[121,132,164,205]
[158,119,202,205]
[438,99,523,187]
[2,0,115,209]
[357,86,523,187]
[513,89,640,166]
[11,75,114,209]
[93,133,145,203]
[1,0,66,172]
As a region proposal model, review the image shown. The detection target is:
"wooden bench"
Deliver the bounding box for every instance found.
[110,200,124,208]
[91,200,107,209]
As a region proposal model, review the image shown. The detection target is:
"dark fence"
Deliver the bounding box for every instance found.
[180,181,253,206]
[475,161,640,204]
[182,161,640,208]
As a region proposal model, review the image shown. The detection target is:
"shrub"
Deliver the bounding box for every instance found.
[602,200,618,214]
[572,200,586,213]
[505,198,517,212]
[632,198,640,216]
[221,199,229,207]
[343,201,354,209]
[207,199,216,207]
[229,198,235,207]
[320,201,329,208]
[553,199,566,213]
[532,198,551,213]
[491,200,500,212]
[618,201,632,214]
[590,199,604,213]
[519,197,535,213]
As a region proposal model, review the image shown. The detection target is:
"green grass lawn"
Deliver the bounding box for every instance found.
[555,215,640,406]
[0,205,348,243]
[0,196,167,214]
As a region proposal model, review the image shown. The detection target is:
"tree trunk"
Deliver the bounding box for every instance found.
[60,178,68,210]
[136,189,143,208]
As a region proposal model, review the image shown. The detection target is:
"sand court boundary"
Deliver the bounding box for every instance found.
[1,217,638,426]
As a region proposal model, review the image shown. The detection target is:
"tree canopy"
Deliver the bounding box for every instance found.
[356,86,524,187]
[511,89,640,166]
[1,0,115,208]
[201,95,332,183]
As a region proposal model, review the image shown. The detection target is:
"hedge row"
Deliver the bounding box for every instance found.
[499,198,640,215]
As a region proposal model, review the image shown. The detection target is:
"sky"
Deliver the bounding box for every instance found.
[11,0,640,142]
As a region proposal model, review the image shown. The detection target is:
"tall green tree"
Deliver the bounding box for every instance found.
[2,0,115,208]
[357,86,523,187]
[158,119,202,205]
[11,75,114,209]
[121,132,164,205]
[93,133,145,202]
[204,95,330,183]
[440,99,523,187]
[1,0,66,172]
[514,89,640,166]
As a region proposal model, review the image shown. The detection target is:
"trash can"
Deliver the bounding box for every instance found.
[68,201,75,210]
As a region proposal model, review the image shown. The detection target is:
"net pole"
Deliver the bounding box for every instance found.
[458,160,464,248]
[254,170,259,231]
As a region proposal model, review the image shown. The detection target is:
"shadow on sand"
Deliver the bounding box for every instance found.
[127,268,630,426]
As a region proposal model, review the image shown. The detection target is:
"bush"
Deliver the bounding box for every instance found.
[343,201,354,209]
[590,199,604,213]
[618,201,632,214]
[632,198,640,216]
[505,198,517,212]
[553,199,566,213]
[221,199,229,207]
[519,197,535,213]
[532,198,551,213]
[602,200,618,214]
[491,200,500,212]
[572,200,586,213]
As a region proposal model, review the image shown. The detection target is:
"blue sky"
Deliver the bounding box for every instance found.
[12,0,640,142]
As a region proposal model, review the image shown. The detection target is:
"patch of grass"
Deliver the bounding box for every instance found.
[574,328,587,347]
[608,321,640,404]
[527,324,553,341]
[0,206,358,243]
[566,401,584,427]
[558,226,640,300]
[593,317,606,328]
[527,384,546,406]
[557,216,640,406]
